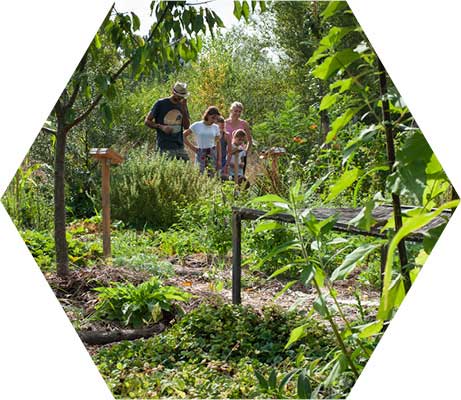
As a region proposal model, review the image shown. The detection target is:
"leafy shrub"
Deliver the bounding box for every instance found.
[94,303,334,398]
[2,161,54,231]
[21,228,102,272]
[94,278,191,328]
[111,148,216,230]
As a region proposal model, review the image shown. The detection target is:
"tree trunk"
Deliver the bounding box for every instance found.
[55,119,69,278]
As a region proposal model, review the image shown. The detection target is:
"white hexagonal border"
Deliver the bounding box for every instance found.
[1,1,460,398]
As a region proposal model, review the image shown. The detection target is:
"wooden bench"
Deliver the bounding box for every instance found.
[231,205,451,304]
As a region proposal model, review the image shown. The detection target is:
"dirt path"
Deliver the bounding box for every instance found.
[165,254,380,323]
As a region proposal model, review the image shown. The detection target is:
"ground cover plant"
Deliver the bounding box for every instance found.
[2,1,457,399]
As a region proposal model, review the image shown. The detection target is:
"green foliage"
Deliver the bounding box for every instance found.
[21,228,102,272]
[94,304,336,398]
[111,148,215,230]
[94,278,191,328]
[2,160,54,231]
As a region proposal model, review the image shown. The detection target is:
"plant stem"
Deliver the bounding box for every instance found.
[290,197,359,379]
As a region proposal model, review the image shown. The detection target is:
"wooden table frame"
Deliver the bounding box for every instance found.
[231,205,451,305]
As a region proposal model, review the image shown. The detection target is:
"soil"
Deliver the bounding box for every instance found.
[46,252,381,353]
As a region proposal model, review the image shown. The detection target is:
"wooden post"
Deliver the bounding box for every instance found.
[232,209,242,305]
[90,148,123,260]
[101,159,111,258]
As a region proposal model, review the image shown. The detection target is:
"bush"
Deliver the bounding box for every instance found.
[111,147,216,230]
[94,303,334,398]
[93,277,191,328]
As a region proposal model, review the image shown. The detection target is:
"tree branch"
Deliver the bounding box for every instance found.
[64,52,88,111]
[65,1,173,133]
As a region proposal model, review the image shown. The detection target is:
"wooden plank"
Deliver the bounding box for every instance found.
[233,205,451,242]
[90,148,124,164]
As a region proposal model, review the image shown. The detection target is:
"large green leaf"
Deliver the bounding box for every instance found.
[297,370,312,399]
[325,167,361,202]
[321,1,348,20]
[326,108,358,143]
[319,26,355,49]
[313,49,361,80]
[381,200,459,316]
[242,1,250,22]
[319,93,340,111]
[331,243,381,281]
[357,320,383,339]
[285,323,309,349]
[233,1,242,20]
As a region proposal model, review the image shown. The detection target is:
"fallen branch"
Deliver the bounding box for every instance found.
[77,323,166,345]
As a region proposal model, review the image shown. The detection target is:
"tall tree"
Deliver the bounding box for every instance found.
[46,1,225,277]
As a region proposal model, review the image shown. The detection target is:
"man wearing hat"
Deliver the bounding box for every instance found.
[145,82,191,160]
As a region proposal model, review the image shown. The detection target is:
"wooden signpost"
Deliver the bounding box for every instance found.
[90,148,123,259]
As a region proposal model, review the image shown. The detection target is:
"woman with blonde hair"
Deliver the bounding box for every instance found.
[223,102,252,175]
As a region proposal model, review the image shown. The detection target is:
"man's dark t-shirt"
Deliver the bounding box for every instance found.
[149,98,185,150]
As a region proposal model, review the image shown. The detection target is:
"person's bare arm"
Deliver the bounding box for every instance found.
[183,128,198,153]
[145,113,173,134]
[243,121,252,152]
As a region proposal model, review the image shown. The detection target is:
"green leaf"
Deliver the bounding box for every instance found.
[319,93,340,111]
[254,220,283,234]
[330,78,354,93]
[313,49,361,80]
[313,296,328,318]
[268,369,277,389]
[100,103,113,127]
[381,200,458,316]
[378,275,406,320]
[255,370,268,390]
[279,369,298,391]
[269,263,297,279]
[326,108,358,143]
[348,199,376,231]
[331,243,381,281]
[357,320,383,338]
[297,370,312,399]
[319,26,355,49]
[285,323,309,349]
[252,194,289,206]
[233,1,242,20]
[274,280,297,300]
[321,1,348,20]
[93,33,102,49]
[242,1,250,22]
[131,12,140,31]
[325,167,361,202]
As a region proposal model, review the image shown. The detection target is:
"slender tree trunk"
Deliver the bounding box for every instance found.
[55,119,69,277]
[377,58,410,291]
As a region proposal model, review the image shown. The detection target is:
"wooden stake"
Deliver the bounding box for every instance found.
[101,159,111,258]
[90,148,123,261]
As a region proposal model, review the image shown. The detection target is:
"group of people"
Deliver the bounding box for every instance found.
[144,82,252,183]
